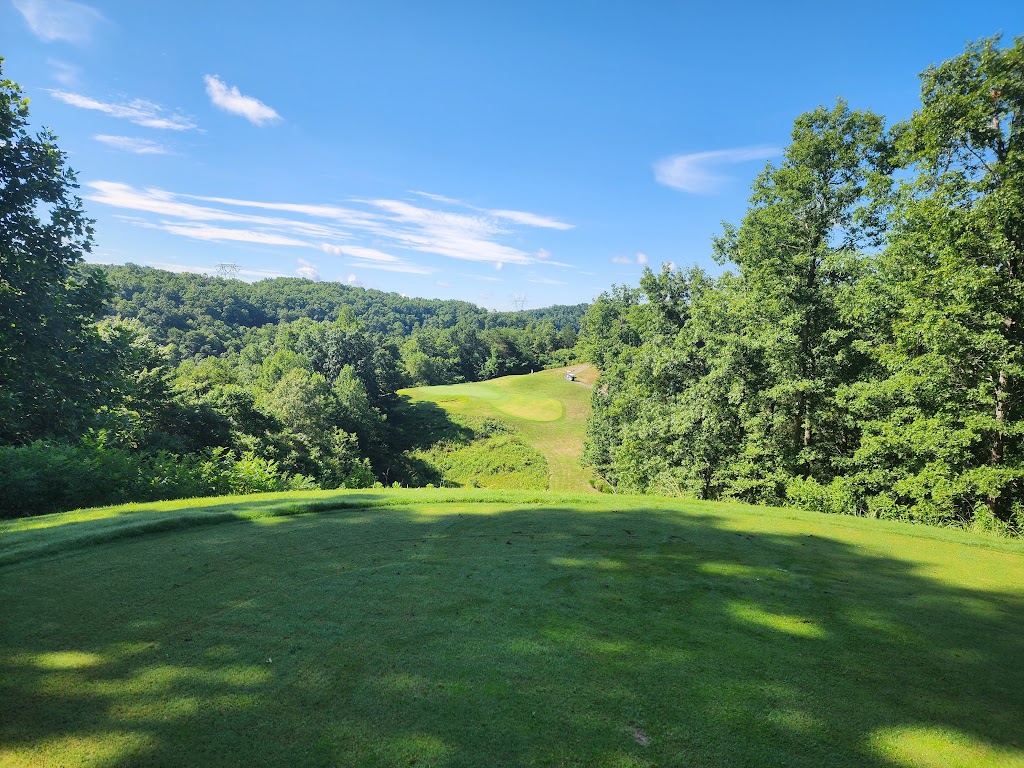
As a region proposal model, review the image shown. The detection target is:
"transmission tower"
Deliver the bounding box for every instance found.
[215,262,240,279]
[511,293,528,312]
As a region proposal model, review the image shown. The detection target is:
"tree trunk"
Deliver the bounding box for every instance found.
[987,367,1009,519]
[796,251,818,477]
[992,368,1007,465]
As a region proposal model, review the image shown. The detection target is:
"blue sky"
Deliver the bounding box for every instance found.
[3,1,1021,309]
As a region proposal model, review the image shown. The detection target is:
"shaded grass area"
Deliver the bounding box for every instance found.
[2,490,1023,766]
[409,429,549,490]
[398,366,596,492]
[0,488,573,567]
[388,402,549,490]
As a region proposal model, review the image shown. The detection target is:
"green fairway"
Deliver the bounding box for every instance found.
[2,489,1023,767]
[398,366,598,492]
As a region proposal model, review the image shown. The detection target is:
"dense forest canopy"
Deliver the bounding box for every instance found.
[98,263,585,362]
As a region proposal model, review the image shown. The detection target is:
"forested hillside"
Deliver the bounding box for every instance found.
[579,36,1022,534]
[0,254,585,515]
[100,263,584,363]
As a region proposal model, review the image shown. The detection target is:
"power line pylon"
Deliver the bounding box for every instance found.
[215,262,240,279]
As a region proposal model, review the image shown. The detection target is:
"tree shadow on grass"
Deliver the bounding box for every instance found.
[1,504,1022,767]
[379,397,479,486]
[388,397,475,453]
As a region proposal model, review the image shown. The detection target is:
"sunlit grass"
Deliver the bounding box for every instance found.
[870,725,1024,768]
[2,489,1022,766]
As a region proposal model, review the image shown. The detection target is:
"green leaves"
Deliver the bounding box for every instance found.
[857,34,1024,523]
[582,37,1023,531]
[0,59,108,443]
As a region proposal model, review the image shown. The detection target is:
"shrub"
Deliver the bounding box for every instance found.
[786,476,859,517]
[0,440,316,518]
[229,452,285,494]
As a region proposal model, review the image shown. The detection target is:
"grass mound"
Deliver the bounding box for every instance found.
[2,489,1023,767]
[399,365,596,492]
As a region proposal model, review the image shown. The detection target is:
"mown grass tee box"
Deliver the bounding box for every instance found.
[2,488,1022,767]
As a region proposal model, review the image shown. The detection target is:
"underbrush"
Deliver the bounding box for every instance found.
[0,439,327,519]
[405,416,549,490]
[785,475,1024,538]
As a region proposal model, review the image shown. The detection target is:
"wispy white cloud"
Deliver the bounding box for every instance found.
[48,58,79,86]
[349,261,433,275]
[94,135,171,155]
[408,190,574,231]
[489,209,573,230]
[536,248,551,260]
[87,183,354,241]
[296,258,320,280]
[160,223,309,247]
[409,190,464,206]
[49,90,197,130]
[13,0,102,43]
[435,280,451,288]
[89,182,278,223]
[318,244,398,262]
[317,244,429,274]
[654,145,780,193]
[362,198,534,265]
[187,194,381,229]
[611,252,650,266]
[529,277,568,285]
[204,75,281,125]
[87,181,567,276]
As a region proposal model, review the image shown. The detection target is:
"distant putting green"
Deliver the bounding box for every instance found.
[2,489,1023,767]
[399,365,597,491]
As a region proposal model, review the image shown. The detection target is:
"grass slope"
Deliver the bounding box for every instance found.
[2,489,1023,767]
[410,427,550,491]
[398,365,598,492]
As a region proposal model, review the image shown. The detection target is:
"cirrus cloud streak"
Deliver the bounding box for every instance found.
[49,90,198,130]
[94,135,171,155]
[654,145,780,194]
[13,0,102,43]
[85,182,572,277]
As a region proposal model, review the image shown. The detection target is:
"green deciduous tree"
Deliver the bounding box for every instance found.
[712,100,887,499]
[0,59,109,442]
[584,102,889,502]
[847,35,1024,525]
